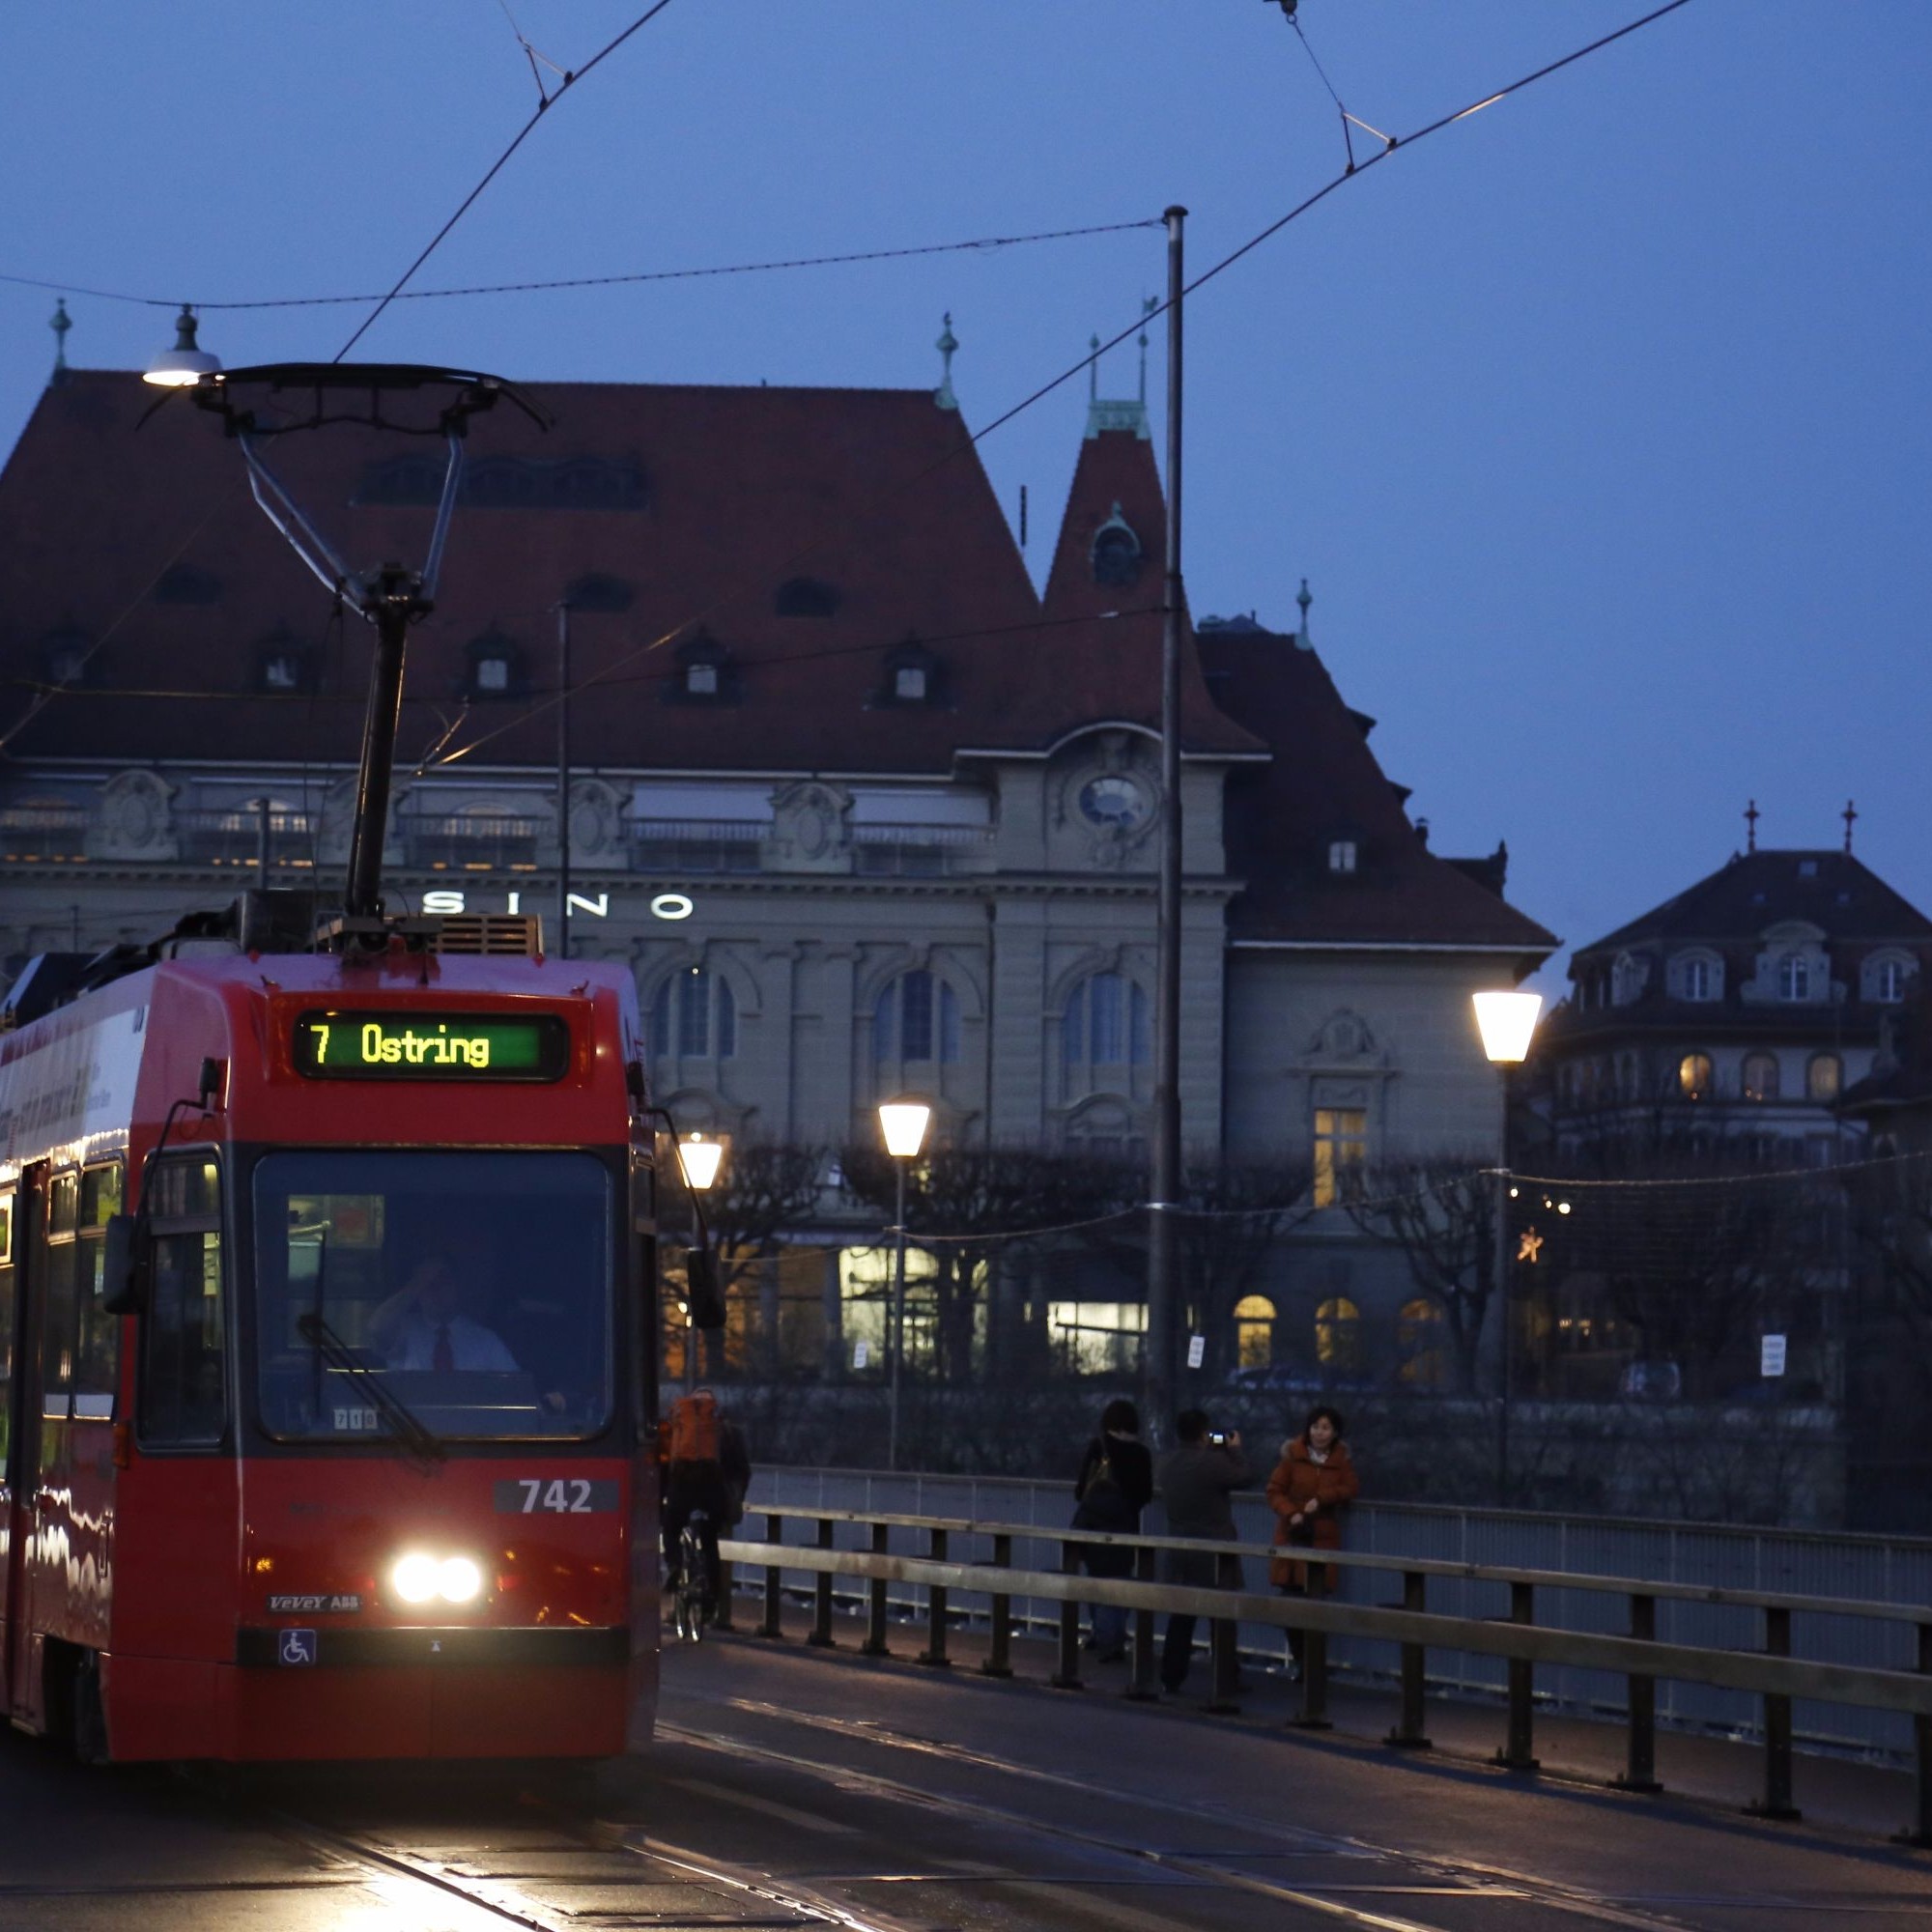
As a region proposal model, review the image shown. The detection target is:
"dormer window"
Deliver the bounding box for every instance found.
[255,625,310,694]
[878,637,943,708]
[1778,954,1811,1002]
[464,628,525,699]
[668,632,736,704]
[42,628,91,687]
[1327,839,1357,875]
[776,577,839,618]
[1090,503,1143,587]
[1863,952,1914,1004]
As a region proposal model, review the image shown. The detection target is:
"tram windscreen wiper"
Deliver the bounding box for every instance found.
[297,1311,447,1469]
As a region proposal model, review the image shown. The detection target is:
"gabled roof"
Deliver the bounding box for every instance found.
[1579,850,1932,959]
[0,371,1252,774]
[1033,424,1261,756]
[1196,620,1557,957]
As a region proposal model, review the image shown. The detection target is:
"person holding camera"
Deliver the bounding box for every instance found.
[1154,1408,1254,1694]
[1265,1405,1359,1679]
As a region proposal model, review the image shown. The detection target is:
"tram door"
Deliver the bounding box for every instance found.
[0,1167,44,1721]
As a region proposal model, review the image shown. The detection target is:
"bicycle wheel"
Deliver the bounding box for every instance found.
[676,1527,707,1643]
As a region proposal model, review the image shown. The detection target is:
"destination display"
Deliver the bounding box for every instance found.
[292,1011,570,1082]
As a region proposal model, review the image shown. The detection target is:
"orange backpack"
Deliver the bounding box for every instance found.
[669,1391,722,1463]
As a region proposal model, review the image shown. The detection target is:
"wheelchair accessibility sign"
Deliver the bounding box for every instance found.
[277,1628,318,1667]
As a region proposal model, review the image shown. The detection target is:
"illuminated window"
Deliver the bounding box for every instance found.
[1397,1297,1446,1389]
[1312,1108,1367,1208]
[1234,1293,1276,1369]
[1677,1053,1713,1101]
[1742,1052,1780,1102]
[1806,1053,1841,1102]
[1315,1295,1362,1374]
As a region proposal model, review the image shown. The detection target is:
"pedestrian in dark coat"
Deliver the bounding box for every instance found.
[1264,1404,1359,1675]
[1071,1398,1153,1662]
[1153,1408,1253,1693]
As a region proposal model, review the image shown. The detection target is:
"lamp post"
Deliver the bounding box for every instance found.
[675,1132,725,1390]
[1472,989,1543,1502]
[878,1099,932,1471]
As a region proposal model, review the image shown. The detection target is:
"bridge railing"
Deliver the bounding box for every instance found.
[718,1502,1932,1842]
[747,1466,1932,1764]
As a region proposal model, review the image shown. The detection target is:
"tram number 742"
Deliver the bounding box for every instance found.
[496,1479,620,1515]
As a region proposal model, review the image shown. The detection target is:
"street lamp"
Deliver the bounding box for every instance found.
[674,1131,726,1389]
[142,306,222,387]
[878,1099,931,1471]
[1473,989,1543,1501]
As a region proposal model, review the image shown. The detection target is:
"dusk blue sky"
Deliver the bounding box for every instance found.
[3,3,1926,993]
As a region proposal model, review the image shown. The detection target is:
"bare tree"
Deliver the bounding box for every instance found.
[839,1147,1127,1380]
[1349,1161,1496,1393]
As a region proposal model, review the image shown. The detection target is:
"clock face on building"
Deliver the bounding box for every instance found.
[1078,774,1151,830]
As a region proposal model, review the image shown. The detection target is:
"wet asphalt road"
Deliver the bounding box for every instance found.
[4,1628,1932,1930]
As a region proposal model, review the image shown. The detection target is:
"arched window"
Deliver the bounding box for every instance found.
[1315,1296,1362,1374]
[1063,972,1150,1072]
[1742,1052,1780,1102]
[651,967,736,1062]
[1397,1298,1446,1389]
[874,970,960,1065]
[1234,1294,1275,1370]
[1677,1053,1713,1101]
[1806,1053,1841,1102]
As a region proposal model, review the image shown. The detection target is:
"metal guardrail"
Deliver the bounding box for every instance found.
[720,1504,1932,1844]
[755,1466,1932,1764]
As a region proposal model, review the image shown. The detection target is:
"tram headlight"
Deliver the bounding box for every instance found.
[439,1556,483,1604]
[392,1552,442,1605]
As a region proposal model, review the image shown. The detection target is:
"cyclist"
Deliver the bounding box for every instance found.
[661,1387,751,1621]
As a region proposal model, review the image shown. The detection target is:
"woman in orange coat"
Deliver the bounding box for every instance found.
[1264,1405,1359,1677]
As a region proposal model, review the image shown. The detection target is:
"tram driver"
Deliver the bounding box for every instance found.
[368,1239,520,1374]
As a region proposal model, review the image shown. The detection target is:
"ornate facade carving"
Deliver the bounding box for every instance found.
[763,780,853,874]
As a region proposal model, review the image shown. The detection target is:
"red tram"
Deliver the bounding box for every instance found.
[0,934,663,1761]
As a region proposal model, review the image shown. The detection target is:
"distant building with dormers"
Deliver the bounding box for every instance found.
[0,343,1554,1382]
[1537,844,1932,1164]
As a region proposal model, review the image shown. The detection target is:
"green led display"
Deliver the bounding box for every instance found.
[293,1011,569,1082]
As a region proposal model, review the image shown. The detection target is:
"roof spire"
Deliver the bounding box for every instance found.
[1745,798,1759,853]
[1843,798,1858,854]
[1137,296,1156,405]
[1295,578,1313,650]
[49,298,71,382]
[934,313,958,412]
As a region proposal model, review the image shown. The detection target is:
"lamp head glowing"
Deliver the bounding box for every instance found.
[878,1100,932,1160]
[1472,989,1544,1065]
[142,305,222,387]
[678,1132,724,1192]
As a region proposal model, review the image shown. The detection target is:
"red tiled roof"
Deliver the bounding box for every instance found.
[1196,620,1558,956]
[0,372,1252,772]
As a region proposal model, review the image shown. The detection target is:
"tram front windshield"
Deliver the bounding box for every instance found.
[255,1150,614,1442]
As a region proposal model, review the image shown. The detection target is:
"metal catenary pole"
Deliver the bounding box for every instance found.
[1147,204,1187,1430]
[555,600,572,960]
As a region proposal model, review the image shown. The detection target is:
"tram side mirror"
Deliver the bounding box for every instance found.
[100,1212,150,1317]
[686,1246,726,1331]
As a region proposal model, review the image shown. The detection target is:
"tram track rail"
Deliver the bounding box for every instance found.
[658,1706,1746,1932]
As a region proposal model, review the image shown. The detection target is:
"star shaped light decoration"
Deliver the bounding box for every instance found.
[1517,1228,1545,1264]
